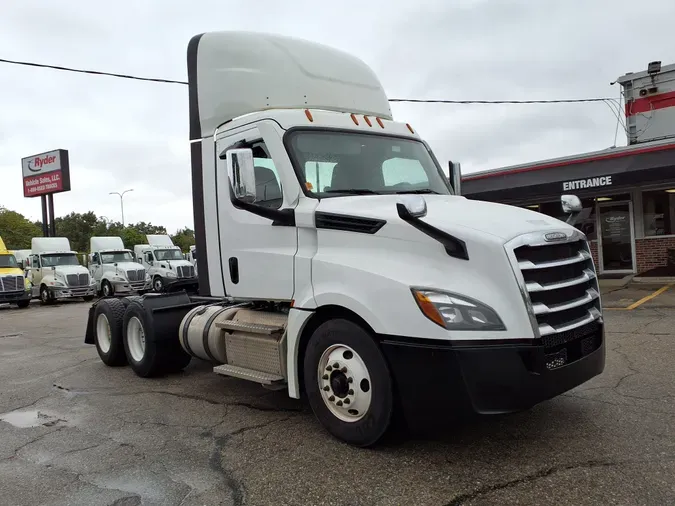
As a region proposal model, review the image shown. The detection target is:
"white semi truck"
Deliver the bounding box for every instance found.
[186,245,197,276]
[133,234,199,293]
[89,236,151,296]
[84,31,604,447]
[28,237,96,304]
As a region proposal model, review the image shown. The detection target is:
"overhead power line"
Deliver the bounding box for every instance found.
[0,57,617,105]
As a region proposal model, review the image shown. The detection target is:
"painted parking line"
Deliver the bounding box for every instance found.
[604,283,674,311]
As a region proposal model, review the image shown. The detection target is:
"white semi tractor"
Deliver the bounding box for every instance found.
[89,236,151,296]
[133,235,199,293]
[84,31,604,447]
[28,237,96,304]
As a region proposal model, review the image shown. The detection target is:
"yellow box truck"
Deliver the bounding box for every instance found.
[0,237,31,308]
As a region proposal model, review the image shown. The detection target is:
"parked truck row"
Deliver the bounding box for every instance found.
[82,31,605,447]
[0,234,198,307]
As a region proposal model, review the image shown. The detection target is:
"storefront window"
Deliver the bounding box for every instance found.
[642,189,675,236]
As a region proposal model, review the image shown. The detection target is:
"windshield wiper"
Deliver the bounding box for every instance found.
[393,189,441,194]
[323,189,381,195]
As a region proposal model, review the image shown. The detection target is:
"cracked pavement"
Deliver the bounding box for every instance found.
[1,299,674,506]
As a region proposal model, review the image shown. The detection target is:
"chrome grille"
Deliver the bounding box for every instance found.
[177,265,195,278]
[127,269,145,282]
[66,273,89,286]
[509,231,602,340]
[0,275,23,292]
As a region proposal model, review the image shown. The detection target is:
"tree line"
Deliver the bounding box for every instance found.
[0,206,195,253]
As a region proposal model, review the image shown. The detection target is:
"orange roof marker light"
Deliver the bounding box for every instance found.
[350,113,359,125]
[363,115,372,127]
[305,109,314,122]
[376,117,384,128]
[406,123,415,134]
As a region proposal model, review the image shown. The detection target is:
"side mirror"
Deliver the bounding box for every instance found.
[561,194,582,225]
[448,161,461,196]
[226,148,256,202]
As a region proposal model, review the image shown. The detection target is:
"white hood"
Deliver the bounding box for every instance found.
[52,264,89,275]
[103,261,144,272]
[315,194,576,243]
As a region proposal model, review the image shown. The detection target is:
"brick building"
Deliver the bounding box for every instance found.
[462,61,675,277]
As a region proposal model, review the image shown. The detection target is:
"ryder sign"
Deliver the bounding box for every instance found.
[21,149,71,198]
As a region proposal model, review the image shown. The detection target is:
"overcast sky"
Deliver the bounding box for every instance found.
[1,0,674,233]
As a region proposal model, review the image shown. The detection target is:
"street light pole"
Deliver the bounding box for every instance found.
[109,189,134,226]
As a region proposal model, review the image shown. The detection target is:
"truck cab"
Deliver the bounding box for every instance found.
[84,31,604,447]
[89,236,151,297]
[0,237,31,308]
[28,237,96,304]
[133,235,198,293]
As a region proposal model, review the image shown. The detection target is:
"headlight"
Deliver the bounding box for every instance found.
[52,281,66,287]
[145,274,151,281]
[24,277,31,289]
[166,271,177,278]
[112,276,125,282]
[411,288,505,331]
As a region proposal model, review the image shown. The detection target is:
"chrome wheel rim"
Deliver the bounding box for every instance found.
[317,344,371,423]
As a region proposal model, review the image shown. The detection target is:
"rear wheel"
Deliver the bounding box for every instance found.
[93,298,127,366]
[303,319,394,447]
[122,301,191,377]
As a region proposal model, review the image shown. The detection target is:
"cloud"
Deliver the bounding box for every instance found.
[1,0,675,233]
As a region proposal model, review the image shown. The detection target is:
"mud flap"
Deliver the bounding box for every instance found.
[84,302,98,345]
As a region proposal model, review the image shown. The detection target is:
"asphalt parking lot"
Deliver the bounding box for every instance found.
[1,289,674,506]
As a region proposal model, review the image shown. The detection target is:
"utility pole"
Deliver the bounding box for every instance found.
[109,189,134,226]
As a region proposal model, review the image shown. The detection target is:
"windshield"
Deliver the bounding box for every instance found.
[155,249,183,261]
[100,251,134,264]
[41,254,80,267]
[0,254,19,268]
[286,130,452,197]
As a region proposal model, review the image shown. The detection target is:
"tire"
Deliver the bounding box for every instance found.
[101,280,114,297]
[39,285,53,306]
[15,300,30,309]
[122,301,191,377]
[83,295,95,302]
[152,276,164,293]
[303,318,394,447]
[93,299,128,366]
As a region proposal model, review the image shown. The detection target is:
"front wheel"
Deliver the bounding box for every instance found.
[15,300,30,309]
[39,285,53,305]
[152,276,164,293]
[101,280,113,297]
[303,319,394,447]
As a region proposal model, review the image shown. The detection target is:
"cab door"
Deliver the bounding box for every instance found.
[28,255,43,295]
[214,124,298,300]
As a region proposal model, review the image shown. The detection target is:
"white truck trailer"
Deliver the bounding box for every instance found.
[133,234,198,293]
[28,237,96,304]
[84,31,604,447]
[89,236,151,296]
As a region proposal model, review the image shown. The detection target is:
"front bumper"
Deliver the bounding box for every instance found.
[52,286,97,299]
[381,322,605,431]
[111,279,151,293]
[163,277,199,292]
[0,290,31,303]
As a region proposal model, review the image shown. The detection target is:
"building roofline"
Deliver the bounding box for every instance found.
[615,62,675,84]
[462,138,675,182]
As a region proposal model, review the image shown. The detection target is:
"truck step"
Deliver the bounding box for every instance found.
[213,364,285,385]
[215,320,284,335]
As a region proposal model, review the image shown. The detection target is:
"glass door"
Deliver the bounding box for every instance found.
[597,201,635,273]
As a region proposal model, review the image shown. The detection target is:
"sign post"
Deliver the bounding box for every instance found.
[21,149,71,237]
